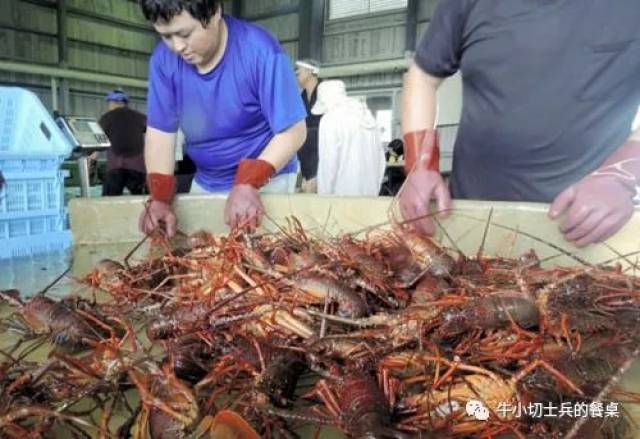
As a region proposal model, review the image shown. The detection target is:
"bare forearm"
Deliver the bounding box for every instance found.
[595,128,640,188]
[259,120,307,171]
[602,129,640,169]
[401,63,443,135]
[144,127,177,174]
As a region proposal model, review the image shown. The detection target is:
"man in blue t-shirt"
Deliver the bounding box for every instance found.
[138,0,307,236]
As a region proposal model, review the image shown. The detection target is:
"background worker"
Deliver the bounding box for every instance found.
[99,89,147,196]
[400,0,640,246]
[295,59,321,193]
[138,0,306,236]
[379,138,407,196]
[313,80,386,196]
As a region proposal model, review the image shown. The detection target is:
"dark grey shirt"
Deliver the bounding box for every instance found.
[416,0,640,202]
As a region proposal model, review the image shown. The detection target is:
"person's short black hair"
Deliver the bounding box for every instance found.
[139,0,222,26]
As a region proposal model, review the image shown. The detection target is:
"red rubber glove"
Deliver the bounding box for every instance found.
[224,159,275,230]
[403,129,441,174]
[549,140,640,247]
[398,129,451,235]
[138,172,177,237]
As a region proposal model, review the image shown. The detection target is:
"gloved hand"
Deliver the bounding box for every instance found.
[550,139,640,247]
[139,199,177,237]
[549,174,635,247]
[138,172,177,237]
[225,158,275,230]
[399,168,451,235]
[224,184,265,230]
[398,129,451,235]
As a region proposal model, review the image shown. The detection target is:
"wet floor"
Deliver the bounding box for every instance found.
[0,251,74,297]
[0,240,163,296]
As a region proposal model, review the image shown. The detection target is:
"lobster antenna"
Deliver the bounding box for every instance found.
[39,265,72,296]
[564,344,640,439]
[124,233,150,270]
[601,242,640,272]
[14,337,48,364]
[476,207,493,260]
[538,249,640,269]
[263,213,304,245]
[450,212,593,267]
[432,216,464,255]
[348,207,456,238]
[321,205,333,238]
[537,252,565,265]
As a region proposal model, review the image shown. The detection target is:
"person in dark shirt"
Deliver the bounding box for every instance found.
[400,0,640,247]
[99,90,147,196]
[296,59,321,193]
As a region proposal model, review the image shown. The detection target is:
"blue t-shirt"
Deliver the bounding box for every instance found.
[147,15,306,191]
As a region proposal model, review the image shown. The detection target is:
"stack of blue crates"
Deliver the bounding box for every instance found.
[0,87,74,259]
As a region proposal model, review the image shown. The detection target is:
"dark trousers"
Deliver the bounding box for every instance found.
[379,167,406,196]
[102,169,146,196]
[297,127,319,180]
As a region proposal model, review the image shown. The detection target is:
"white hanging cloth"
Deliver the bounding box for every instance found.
[314,81,386,196]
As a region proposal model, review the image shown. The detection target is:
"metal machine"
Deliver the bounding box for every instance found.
[56,114,110,198]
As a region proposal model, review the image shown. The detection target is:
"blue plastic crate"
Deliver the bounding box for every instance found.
[0,88,74,260]
[0,153,65,173]
[0,168,67,216]
[0,87,72,156]
[0,210,67,237]
[0,206,71,259]
[0,230,72,259]
[0,155,71,259]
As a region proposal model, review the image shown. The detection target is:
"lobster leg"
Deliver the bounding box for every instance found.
[513,359,584,396]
